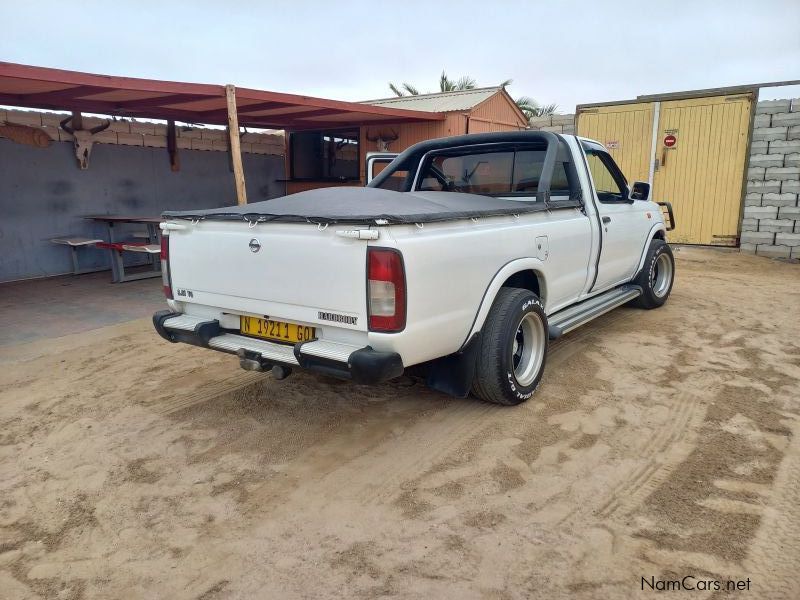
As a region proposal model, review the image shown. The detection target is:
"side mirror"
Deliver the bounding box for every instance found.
[630,181,650,201]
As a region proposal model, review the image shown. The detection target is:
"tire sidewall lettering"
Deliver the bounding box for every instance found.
[504,296,546,401]
[648,246,664,288]
[643,241,673,305]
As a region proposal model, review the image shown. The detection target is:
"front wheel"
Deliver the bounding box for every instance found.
[472,288,548,406]
[631,239,675,309]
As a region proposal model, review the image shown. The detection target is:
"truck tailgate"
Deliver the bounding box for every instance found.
[166,220,368,331]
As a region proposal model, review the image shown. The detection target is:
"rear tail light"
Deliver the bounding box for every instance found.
[368,248,406,332]
[160,234,173,299]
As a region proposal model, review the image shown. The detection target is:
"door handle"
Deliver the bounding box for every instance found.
[602,216,612,224]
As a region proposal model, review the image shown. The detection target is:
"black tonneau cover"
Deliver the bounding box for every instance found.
[163,187,581,225]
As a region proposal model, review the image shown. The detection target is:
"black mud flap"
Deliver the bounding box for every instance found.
[426,333,481,398]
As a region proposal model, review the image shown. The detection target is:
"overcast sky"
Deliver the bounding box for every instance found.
[1,0,799,112]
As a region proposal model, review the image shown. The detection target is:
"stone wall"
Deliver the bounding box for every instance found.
[527,114,575,134]
[740,99,800,258]
[0,108,284,155]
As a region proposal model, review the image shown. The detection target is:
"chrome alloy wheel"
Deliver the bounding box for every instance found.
[511,312,546,386]
[651,252,674,298]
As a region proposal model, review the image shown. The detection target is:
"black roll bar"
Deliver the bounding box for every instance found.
[534,131,560,205]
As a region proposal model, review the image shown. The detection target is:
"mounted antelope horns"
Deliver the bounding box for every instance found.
[59,116,111,135]
[89,120,111,135]
[59,115,113,170]
[365,128,400,142]
[59,116,74,135]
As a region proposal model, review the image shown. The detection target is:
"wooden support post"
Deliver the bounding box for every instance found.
[225,84,248,205]
[166,120,180,172]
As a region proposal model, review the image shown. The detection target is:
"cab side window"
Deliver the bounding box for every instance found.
[582,144,628,202]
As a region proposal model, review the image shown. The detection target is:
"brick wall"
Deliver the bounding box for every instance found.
[740,99,800,258]
[0,108,284,155]
[527,114,576,134]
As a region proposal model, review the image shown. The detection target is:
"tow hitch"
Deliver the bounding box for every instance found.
[236,348,264,371]
[236,348,292,380]
[270,365,292,380]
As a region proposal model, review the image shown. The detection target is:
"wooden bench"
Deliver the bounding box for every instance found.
[121,243,160,254]
[50,237,104,275]
[96,241,161,282]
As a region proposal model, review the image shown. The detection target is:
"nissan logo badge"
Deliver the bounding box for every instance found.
[249,238,261,253]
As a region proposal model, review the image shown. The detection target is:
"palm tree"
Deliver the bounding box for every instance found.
[388,82,420,97]
[439,72,476,93]
[499,80,558,118]
[389,71,477,96]
[389,71,478,97]
[515,96,559,118]
[387,73,557,119]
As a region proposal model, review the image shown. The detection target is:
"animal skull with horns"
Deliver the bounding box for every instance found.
[59,116,111,169]
[365,128,399,152]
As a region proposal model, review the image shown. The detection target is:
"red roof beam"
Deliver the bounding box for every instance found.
[11,84,109,104]
[275,117,419,131]
[0,94,208,123]
[0,61,222,97]
[235,87,445,122]
[114,93,212,109]
[198,101,297,120]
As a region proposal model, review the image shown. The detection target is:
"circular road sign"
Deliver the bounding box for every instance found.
[664,134,677,148]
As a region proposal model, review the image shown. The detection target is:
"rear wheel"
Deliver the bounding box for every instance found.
[631,239,675,309]
[472,288,548,406]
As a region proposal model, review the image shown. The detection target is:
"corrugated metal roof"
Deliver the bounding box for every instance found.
[362,87,502,113]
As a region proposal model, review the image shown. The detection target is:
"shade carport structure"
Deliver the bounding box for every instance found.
[0,61,445,204]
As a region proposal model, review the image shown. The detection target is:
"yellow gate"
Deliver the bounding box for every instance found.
[577,93,753,245]
[576,102,654,185]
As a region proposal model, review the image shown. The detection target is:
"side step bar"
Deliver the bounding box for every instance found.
[548,285,642,339]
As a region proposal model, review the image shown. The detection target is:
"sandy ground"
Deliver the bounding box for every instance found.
[1,247,799,599]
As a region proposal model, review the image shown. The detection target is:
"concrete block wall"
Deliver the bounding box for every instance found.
[528,114,576,134]
[0,108,285,156]
[740,98,800,259]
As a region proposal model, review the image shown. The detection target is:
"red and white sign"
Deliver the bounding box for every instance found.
[663,134,677,148]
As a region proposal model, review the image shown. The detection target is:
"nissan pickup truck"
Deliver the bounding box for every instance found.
[153,131,675,405]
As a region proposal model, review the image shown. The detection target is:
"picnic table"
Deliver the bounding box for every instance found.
[84,215,163,282]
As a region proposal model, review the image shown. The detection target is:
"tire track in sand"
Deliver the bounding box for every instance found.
[338,311,646,509]
[283,399,497,507]
[355,311,641,507]
[547,387,709,528]
[740,417,800,599]
[152,372,264,415]
[594,389,708,520]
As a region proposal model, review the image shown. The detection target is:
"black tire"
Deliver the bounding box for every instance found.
[472,288,548,406]
[630,239,675,309]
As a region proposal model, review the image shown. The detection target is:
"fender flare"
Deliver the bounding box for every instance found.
[633,223,668,276]
[460,257,547,349]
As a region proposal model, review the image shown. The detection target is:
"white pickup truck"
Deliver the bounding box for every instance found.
[154,131,675,405]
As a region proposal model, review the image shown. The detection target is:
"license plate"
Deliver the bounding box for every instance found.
[240,316,315,344]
